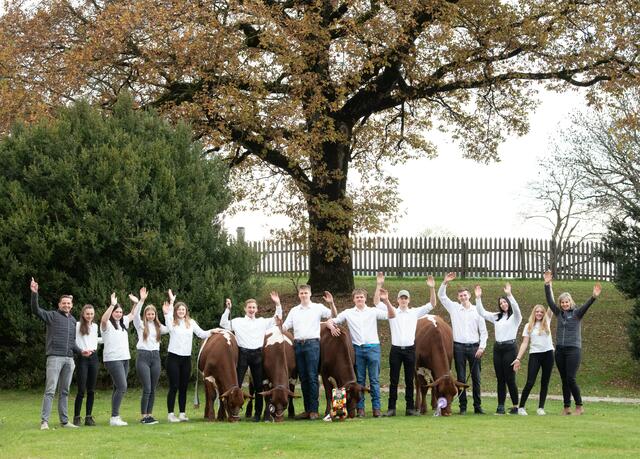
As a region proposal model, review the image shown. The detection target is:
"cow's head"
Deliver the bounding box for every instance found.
[428,374,468,416]
[259,385,298,422]
[220,386,251,422]
[344,381,369,418]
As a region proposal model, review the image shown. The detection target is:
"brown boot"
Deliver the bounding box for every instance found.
[372,409,381,418]
[573,406,584,416]
[294,412,310,420]
[561,407,572,416]
[356,408,365,418]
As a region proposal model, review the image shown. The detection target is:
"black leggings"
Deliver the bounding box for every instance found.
[74,353,99,417]
[493,343,518,407]
[166,353,191,413]
[555,345,582,407]
[519,350,554,409]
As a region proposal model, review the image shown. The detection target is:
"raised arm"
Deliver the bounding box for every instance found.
[162,301,174,331]
[543,270,561,315]
[29,277,53,323]
[438,272,458,313]
[575,283,601,319]
[474,285,496,323]
[100,293,117,332]
[373,272,385,306]
[220,298,232,330]
[379,288,396,319]
[269,291,283,320]
[504,283,522,323]
[323,291,337,318]
[127,287,147,324]
[426,275,436,310]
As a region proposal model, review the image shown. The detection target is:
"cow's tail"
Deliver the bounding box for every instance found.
[194,335,211,409]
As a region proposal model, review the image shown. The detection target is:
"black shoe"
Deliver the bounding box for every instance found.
[73,416,82,426]
[508,407,519,415]
[495,405,505,415]
[405,409,419,416]
[459,408,467,415]
[84,416,96,426]
[144,416,159,425]
[383,409,396,417]
[474,407,486,415]
[253,416,261,423]
[140,417,147,424]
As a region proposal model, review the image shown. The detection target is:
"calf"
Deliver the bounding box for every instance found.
[258,327,298,422]
[319,323,368,419]
[197,330,250,422]
[414,315,468,416]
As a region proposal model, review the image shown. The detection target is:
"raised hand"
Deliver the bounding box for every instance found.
[376,272,385,286]
[444,272,456,283]
[426,275,435,288]
[379,288,389,301]
[503,282,512,296]
[543,270,553,284]
[323,291,334,304]
[270,291,280,305]
[30,277,39,293]
[128,294,139,304]
[139,287,148,301]
[593,283,602,298]
[474,285,482,298]
[225,298,232,310]
[110,292,117,307]
[162,301,171,315]
[167,289,176,304]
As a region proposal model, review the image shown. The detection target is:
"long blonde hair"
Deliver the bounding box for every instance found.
[173,301,191,328]
[526,304,550,335]
[142,304,162,342]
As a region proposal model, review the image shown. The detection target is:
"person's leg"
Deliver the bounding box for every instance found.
[504,344,519,407]
[403,347,416,411]
[387,346,401,411]
[305,340,321,414]
[137,350,152,416]
[354,345,367,410]
[519,352,542,408]
[41,356,63,423]
[85,353,98,417]
[493,347,506,408]
[469,346,482,411]
[565,346,583,407]
[368,345,381,411]
[166,353,179,413]
[453,343,467,411]
[105,360,128,417]
[294,344,309,413]
[555,346,571,409]
[236,350,250,390]
[248,352,264,419]
[148,351,161,416]
[57,357,75,424]
[539,350,554,409]
[74,356,88,418]
[178,356,191,413]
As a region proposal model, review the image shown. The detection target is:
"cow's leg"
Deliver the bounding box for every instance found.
[217,398,226,422]
[414,369,422,414]
[321,375,332,417]
[204,376,216,421]
[421,374,429,414]
[245,378,254,419]
[288,379,296,419]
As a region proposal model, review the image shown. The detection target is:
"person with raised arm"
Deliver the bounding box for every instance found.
[512,304,555,416]
[73,304,102,426]
[543,270,601,415]
[475,283,522,415]
[220,294,283,422]
[280,285,337,420]
[326,287,388,418]
[163,290,214,423]
[438,272,488,414]
[100,292,135,426]
[373,272,436,417]
[30,277,91,430]
[130,287,168,425]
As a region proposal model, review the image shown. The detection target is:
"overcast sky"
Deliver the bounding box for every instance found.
[225,89,588,241]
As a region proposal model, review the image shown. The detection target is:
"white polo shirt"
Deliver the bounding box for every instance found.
[377,302,433,347]
[282,302,332,340]
[333,305,388,346]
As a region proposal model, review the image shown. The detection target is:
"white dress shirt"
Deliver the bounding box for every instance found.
[220,305,282,349]
[102,316,131,362]
[523,317,554,354]
[438,284,488,348]
[333,305,388,346]
[164,306,210,356]
[282,302,332,340]
[377,302,433,347]
[133,303,169,351]
[75,322,102,352]
[475,295,522,342]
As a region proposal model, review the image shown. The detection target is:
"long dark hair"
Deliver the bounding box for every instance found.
[109,304,127,331]
[496,296,513,321]
[79,304,94,336]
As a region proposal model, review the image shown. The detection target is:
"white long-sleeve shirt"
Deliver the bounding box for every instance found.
[220,305,282,349]
[333,305,388,346]
[75,322,102,352]
[133,302,169,351]
[475,295,522,342]
[376,302,433,347]
[102,316,131,362]
[438,284,488,349]
[164,306,210,356]
[282,302,332,340]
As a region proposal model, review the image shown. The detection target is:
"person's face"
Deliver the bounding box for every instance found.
[560,298,572,310]
[176,305,187,318]
[353,293,367,307]
[397,296,410,308]
[245,302,258,318]
[298,289,311,303]
[111,306,123,320]
[499,298,510,312]
[457,290,470,304]
[58,297,73,314]
[145,308,156,322]
[82,308,95,322]
[534,307,545,321]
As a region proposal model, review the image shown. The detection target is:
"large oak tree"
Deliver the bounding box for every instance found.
[1,0,638,292]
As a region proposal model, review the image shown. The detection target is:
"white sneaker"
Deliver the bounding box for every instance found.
[537,408,546,416]
[109,416,128,426]
[517,408,528,416]
[62,422,78,428]
[167,413,180,423]
[40,421,49,430]
[178,412,189,422]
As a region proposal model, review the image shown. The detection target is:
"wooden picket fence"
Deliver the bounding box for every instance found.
[247,236,616,280]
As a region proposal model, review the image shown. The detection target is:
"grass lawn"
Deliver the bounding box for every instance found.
[2,389,639,458]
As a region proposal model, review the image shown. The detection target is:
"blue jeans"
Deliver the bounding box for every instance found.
[294,339,320,413]
[354,344,381,410]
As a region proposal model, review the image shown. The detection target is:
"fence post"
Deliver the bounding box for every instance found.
[236,227,245,244]
[461,240,467,279]
[397,238,404,278]
[518,239,526,279]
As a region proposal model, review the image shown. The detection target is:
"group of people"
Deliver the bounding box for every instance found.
[30,268,601,430]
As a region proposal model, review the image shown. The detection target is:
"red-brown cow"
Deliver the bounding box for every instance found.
[414,315,468,416]
[258,327,298,422]
[320,323,369,419]
[196,330,250,422]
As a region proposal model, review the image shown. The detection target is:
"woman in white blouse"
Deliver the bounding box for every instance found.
[130,287,168,425]
[73,304,102,426]
[512,304,555,416]
[162,290,213,423]
[100,293,135,426]
[475,283,522,415]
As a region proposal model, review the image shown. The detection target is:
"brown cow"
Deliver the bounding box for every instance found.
[320,323,369,419]
[414,315,468,416]
[257,327,298,422]
[196,330,250,422]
